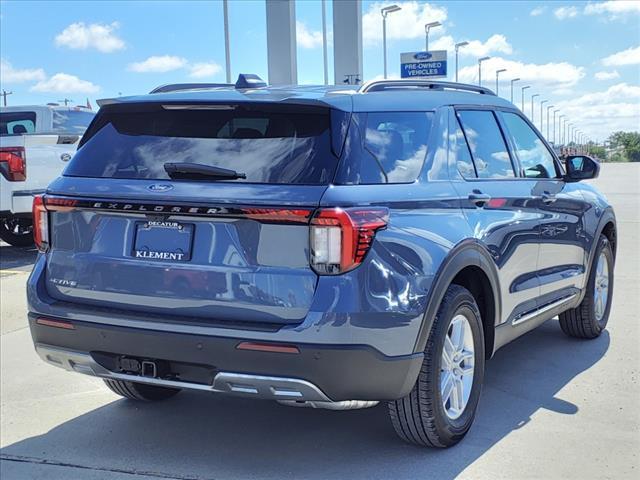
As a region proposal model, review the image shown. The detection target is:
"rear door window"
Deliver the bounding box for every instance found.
[500,112,559,178]
[457,110,515,179]
[66,104,337,184]
[0,111,36,135]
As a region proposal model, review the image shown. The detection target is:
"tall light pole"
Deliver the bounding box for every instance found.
[478,56,490,86]
[510,78,520,103]
[546,104,554,141]
[563,118,568,145]
[558,115,565,146]
[495,68,506,96]
[553,110,559,144]
[540,100,547,132]
[321,0,328,85]
[530,93,539,121]
[424,21,441,52]
[454,41,468,82]
[381,5,402,79]
[521,85,530,112]
[223,0,231,83]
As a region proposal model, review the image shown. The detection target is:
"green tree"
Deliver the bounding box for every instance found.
[608,131,640,162]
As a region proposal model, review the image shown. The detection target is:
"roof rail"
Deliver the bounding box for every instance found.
[150,74,267,94]
[359,79,496,96]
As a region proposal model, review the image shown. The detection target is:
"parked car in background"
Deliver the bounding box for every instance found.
[27,77,616,447]
[0,104,94,246]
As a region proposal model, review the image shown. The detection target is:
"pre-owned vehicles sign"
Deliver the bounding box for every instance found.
[400,51,447,79]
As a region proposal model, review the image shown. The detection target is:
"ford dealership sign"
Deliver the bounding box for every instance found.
[401,50,447,79]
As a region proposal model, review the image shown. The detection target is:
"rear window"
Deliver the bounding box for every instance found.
[66,104,337,184]
[52,110,95,134]
[0,111,36,135]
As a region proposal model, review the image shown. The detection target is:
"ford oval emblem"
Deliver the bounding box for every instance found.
[148,184,173,192]
[414,52,432,61]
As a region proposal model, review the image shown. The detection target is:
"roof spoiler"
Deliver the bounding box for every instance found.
[149,74,267,94]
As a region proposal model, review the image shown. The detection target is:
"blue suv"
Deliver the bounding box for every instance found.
[27,77,616,447]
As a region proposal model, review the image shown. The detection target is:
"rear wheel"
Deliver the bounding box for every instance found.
[103,379,181,401]
[559,234,614,339]
[388,284,485,448]
[0,216,34,247]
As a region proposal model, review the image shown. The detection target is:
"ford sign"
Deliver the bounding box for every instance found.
[414,52,433,61]
[148,184,174,192]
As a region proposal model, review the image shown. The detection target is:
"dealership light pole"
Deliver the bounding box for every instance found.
[539,100,547,132]
[553,110,559,144]
[454,41,468,82]
[520,85,530,112]
[223,0,231,83]
[546,105,554,141]
[530,93,539,121]
[381,5,402,79]
[321,0,328,85]
[478,56,490,86]
[558,115,565,146]
[495,68,506,96]
[424,21,441,52]
[510,78,520,103]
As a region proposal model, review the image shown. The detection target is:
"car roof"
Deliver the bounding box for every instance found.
[0,105,93,113]
[98,82,517,113]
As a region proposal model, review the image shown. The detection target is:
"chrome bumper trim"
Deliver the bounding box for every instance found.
[35,343,332,402]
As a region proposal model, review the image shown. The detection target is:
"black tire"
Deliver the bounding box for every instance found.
[388,284,485,448]
[559,234,614,339]
[0,216,34,247]
[103,379,181,401]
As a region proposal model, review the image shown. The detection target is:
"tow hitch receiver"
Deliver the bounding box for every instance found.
[118,357,159,378]
[141,361,157,378]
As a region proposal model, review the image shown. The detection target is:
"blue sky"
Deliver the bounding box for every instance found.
[1,0,638,140]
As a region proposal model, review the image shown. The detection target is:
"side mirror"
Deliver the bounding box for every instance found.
[564,155,600,182]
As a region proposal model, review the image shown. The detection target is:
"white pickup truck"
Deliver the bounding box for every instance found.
[0,105,94,246]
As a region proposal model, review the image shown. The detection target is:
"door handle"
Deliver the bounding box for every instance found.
[468,191,491,207]
[541,192,557,204]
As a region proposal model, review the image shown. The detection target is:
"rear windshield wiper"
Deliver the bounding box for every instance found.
[164,162,247,181]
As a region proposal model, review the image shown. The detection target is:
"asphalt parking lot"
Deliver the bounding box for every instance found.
[1,163,638,480]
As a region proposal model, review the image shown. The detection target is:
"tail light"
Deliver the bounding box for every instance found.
[0,146,26,181]
[310,207,389,274]
[32,195,49,252]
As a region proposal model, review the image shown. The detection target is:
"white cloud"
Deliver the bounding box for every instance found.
[31,73,100,93]
[128,55,187,73]
[55,22,125,53]
[362,1,448,46]
[554,6,579,19]
[584,1,640,19]
[0,59,46,83]
[602,45,640,66]
[530,6,546,16]
[430,34,513,57]
[188,62,222,79]
[554,83,640,140]
[458,57,585,90]
[296,21,324,49]
[594,70,620,80]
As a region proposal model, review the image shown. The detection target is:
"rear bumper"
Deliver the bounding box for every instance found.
[29,315,423,402]
[0,188,44,215]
